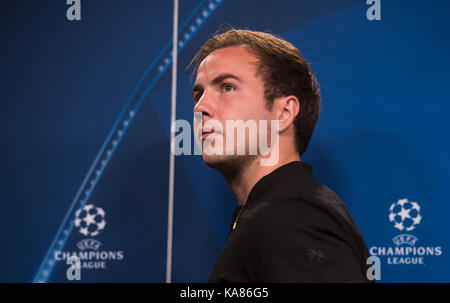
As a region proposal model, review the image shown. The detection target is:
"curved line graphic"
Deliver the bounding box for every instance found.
[33,0,224,283]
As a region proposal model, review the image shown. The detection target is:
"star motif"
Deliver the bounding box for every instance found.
[74,218,81,227]
[96,207,105,217]
[389,199,422,231]
[394,221,404,231]
[75,205,107,236]
[97,220,106,230]
[406,225,414,232]
[79,227,89,236]
[411,201,421,212]
[389,212,396,222]
[398,207,411,221]
[389,203,396,212]
[413,214,422,225]
[84,213,96,226]
[397,198,408,206]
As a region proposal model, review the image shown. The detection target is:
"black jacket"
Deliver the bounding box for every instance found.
[208,161,371,282]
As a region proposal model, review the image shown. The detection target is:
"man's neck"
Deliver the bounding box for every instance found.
[227,153,300,205]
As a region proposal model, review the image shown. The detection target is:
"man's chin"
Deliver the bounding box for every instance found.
[202,154,229,168]
[202,153,258,176]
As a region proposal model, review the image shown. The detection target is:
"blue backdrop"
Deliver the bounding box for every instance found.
[1,0,449,282]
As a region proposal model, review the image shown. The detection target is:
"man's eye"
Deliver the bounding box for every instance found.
[193,93,201,103]
[222,84,235,92]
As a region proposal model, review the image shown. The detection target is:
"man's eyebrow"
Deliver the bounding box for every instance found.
[192,83,203,98]
[211,73,242,86]
[192,73,242,97]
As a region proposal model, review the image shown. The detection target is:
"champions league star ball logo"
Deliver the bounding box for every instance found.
[369,198,442,268]
[74,204,106,237]
[53,204,125,272]
[388,198,422,232]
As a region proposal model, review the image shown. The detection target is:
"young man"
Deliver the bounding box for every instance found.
[190,29,371,282]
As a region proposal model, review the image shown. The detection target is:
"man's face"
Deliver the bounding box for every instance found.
[192,46,274,169]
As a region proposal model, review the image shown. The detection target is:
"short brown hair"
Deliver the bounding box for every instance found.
[189,28,321,156]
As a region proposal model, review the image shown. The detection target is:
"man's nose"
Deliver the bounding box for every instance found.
[193,89,214,118]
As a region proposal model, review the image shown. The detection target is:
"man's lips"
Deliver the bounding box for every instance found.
[201,130,215,141]
[201,130,221,141]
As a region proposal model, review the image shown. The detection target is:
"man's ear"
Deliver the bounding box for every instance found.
[275,95,300,133]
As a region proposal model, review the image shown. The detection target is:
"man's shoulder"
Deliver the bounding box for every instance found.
[251,174,345,219]
[244,179,366,251]
[245,191,346,234]
[261,172,361,230]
